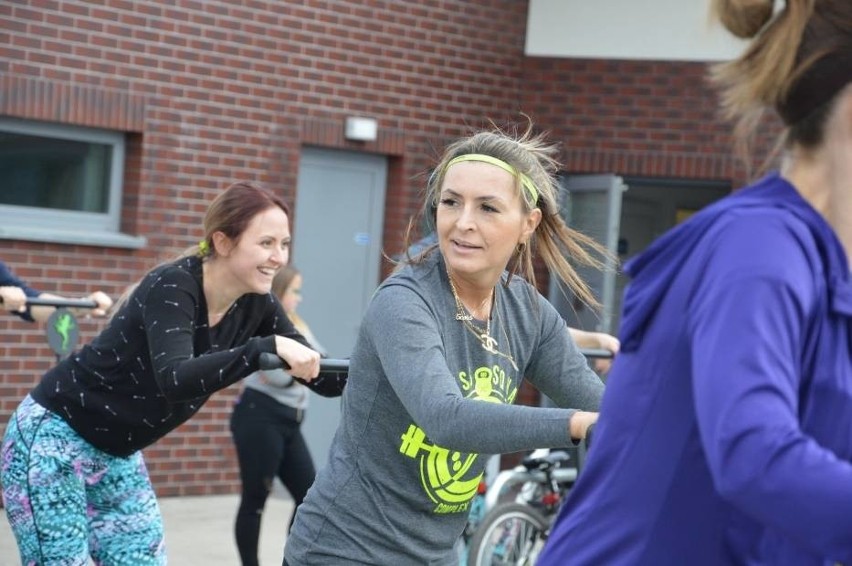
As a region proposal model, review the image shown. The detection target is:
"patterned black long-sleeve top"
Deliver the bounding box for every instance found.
[31,255,342,457]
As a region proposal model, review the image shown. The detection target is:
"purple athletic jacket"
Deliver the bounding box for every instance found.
[539,173,852,566]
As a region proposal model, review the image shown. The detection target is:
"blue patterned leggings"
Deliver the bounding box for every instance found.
[1,395,167,565]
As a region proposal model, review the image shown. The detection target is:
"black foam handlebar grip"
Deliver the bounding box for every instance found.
[258,352,350,379]
[13,297,100,309]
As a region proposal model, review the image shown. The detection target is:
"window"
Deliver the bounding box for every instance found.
[0,117,145,248]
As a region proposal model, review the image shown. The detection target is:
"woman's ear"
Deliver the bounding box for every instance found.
[211,231,233,257]
[521,208,542,243]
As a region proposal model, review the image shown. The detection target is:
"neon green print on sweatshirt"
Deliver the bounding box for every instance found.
[399,424,482,514]
[396,363,519,514]
[458,364,517,404]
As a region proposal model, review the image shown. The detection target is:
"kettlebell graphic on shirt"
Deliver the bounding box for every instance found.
[399,424,482,513]
[459,365,518,404]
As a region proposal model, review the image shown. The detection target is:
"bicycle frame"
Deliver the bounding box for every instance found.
[482,450,577,512]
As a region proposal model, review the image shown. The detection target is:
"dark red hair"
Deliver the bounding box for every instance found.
[202,181,290,248]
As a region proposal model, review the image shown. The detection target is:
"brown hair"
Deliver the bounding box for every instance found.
[710,0,852,157]
[111,181,290,316]
[198,181,290,259]
[272,264,300,300]
[402,120,612,310]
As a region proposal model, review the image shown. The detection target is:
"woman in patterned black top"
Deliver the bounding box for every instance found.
[0,181,339,565]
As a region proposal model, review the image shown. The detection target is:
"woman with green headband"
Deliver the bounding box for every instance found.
[284,123,610,565]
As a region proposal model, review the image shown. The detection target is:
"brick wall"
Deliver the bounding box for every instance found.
[0,0,530,496]
[521,57,782,185]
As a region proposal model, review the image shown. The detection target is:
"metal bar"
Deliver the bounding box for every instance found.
[3,297,100,309]
[578,348,614,359]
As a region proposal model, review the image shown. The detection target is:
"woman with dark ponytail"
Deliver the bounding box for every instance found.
[540,1,852,564]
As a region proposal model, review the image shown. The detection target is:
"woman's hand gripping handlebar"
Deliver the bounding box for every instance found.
[577,348,613,361]
[259,352,349,381]
[0,296,108,359]
[0,294,112,320]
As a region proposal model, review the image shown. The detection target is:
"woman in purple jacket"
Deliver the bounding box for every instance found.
[540,1,852,565]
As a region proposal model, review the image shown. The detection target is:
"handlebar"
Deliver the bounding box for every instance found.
[258,348,611,376]
[578,348,613,359]
[1,296,101,358]
[21,297,99,309]
[258,352,350,381]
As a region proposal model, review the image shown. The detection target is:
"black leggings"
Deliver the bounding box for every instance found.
[230,388,316,566]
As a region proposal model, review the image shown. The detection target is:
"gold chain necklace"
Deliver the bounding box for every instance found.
[447,270,518,371]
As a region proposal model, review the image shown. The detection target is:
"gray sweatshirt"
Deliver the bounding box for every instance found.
[284,252,604,565]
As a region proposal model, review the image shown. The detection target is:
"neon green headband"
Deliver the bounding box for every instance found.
[445,153,539,207]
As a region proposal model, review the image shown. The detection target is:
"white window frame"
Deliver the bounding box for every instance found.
[0,117,145,248]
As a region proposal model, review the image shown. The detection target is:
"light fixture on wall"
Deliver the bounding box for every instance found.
[344,116,378,142]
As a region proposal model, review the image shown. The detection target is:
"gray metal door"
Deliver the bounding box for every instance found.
[291,147,387,468]
[548,174,626,335]
[612,197,659,333]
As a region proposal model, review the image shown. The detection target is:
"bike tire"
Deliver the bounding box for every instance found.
[467,501,550,566]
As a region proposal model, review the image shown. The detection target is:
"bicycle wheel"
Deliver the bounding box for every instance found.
[467,502,550,566]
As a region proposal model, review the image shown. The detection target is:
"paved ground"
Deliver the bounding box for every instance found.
[0,493,295,566]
